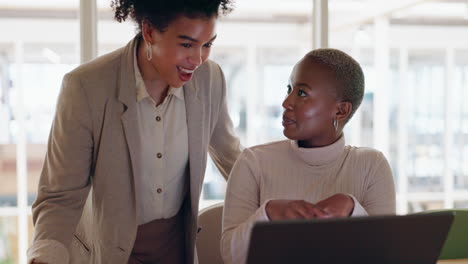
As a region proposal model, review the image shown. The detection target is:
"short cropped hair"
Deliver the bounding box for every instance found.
[112,0,234,32]
[305,49,365,123]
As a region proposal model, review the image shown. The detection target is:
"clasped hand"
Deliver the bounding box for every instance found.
[265,193,354,221]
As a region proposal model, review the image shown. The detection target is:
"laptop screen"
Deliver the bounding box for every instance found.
[247,212,454,264]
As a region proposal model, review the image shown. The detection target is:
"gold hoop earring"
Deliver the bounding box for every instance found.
[146,41,152,61]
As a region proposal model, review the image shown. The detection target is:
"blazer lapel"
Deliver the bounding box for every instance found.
[184,80,204,211]
[118,37,142,217]
[117,35,205,217]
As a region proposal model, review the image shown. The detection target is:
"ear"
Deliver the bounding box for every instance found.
[335,101,353,123]
[141,21,155,44]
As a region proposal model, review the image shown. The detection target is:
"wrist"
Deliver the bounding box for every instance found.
[265,200,274,219]
[346,194,355,216]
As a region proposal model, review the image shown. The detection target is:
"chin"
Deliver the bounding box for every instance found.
[283,129,297,140]
[168,79,184,89]
[172,83,184,89]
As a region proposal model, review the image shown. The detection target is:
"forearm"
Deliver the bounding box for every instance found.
[221,201,269,264]
[29,181,91,264]
[208,63,242,180]
[28,239,69,264]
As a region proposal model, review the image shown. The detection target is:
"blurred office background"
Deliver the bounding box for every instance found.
[0,0,468,262]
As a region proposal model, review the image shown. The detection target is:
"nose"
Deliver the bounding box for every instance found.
[282,93,294,111]
[188,48,203,67]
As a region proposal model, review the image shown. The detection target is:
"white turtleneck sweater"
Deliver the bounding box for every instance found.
[221,136,396,264]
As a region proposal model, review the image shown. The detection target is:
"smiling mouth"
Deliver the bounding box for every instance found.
[177,66,196,82]
[177,66,196,74]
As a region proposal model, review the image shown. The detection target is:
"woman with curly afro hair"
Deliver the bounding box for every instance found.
[28,1,240,264]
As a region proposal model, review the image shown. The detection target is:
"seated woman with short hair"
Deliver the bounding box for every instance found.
[221,49,396,264]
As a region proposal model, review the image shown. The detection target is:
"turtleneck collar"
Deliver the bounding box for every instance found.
[289,135,345,166]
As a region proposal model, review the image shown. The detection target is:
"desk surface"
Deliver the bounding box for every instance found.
[438,259,468,264]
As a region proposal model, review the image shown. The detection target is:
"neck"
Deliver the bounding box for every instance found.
[136,40,170,105]
[298,132,342,148]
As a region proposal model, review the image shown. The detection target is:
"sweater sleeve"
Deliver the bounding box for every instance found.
[348,194,368,217]
[221,149,269,264]
[361,152,396,215]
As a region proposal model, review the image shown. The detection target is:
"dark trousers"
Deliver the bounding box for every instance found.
[128,210,185,264]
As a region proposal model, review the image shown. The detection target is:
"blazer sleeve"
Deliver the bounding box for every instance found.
[27,72,94,263]
[208,63,242,180]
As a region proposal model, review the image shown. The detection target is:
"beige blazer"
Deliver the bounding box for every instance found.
[29,36,241,264]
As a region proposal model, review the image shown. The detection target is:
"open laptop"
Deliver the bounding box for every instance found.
[247,212,454,264]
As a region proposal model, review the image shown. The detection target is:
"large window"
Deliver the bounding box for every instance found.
[454,51,468,192]
[329,0,468,213]
[0,1,79,263]
[1,0,468,262]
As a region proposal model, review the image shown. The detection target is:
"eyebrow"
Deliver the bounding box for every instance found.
[177,34,217,43]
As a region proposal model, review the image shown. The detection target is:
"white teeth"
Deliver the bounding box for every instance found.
[178,66,195,74]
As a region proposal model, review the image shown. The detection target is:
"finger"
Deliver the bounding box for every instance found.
[316,198,350,217]
[311,205,332,218]
[284,209,305,220]
[290,201,317,219]
[296,201,331,219]
[301,202,331,219]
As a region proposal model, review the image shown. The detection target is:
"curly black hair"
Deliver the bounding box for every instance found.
[111,0,234,32]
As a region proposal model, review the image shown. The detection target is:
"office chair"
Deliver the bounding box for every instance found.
[196,202,224,264]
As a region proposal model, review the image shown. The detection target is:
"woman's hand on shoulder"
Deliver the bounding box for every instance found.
[315,193,355,217]
[265,199,330,221]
